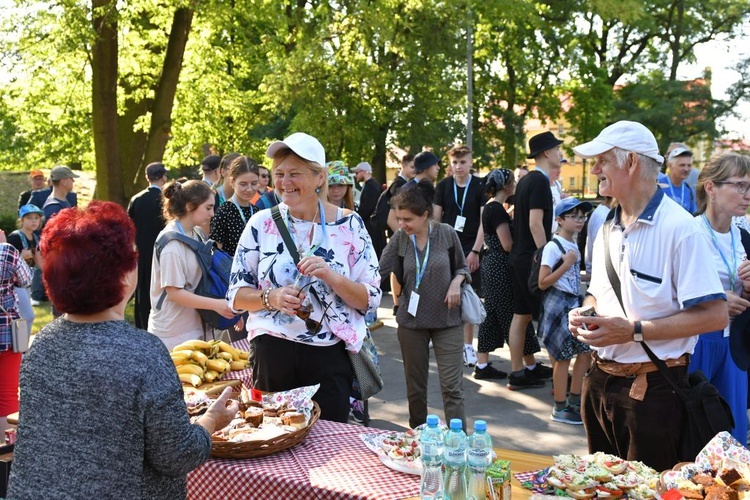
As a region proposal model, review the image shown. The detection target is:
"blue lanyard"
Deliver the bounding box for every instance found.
[453,176,471,216]
[175,220,186,235]
[231,195,248,226]
[702,215,737,291]
[668,179,685,206]
[285,200,327,258]
[411,223,431,291]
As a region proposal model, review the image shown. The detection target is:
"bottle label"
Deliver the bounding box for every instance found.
[446,449,465,459]
[468,449,489,460]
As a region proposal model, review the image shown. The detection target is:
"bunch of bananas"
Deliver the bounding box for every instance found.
[170,339,250,388]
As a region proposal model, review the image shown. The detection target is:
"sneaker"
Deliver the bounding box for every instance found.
[551,406,583,425]
[526,362,553,380]
[473,363,508,380]
[349,401,365,424]
[30,299,40,306]
[464,344,478,367]
[506,373,545,390]
[367,320,384,332]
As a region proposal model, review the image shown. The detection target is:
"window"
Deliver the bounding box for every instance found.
[558,123,565,135]
[569,177,575,189]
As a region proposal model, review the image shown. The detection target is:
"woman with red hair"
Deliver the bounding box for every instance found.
[8,201,237,499]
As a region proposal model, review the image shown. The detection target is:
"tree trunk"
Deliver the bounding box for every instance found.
[91,0,122,204]
[372,123,389,184]
[133,7,194,197]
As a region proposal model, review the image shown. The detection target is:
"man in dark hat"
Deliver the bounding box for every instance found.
[505,131,562,390]
[127,162,168,328]
[200,154,221,186]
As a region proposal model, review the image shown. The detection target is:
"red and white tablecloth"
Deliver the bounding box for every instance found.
[187,419,420,500]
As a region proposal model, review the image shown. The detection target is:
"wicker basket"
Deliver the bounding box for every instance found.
[210,401,321,459]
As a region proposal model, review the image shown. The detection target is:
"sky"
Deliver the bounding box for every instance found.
[682,35,750,141]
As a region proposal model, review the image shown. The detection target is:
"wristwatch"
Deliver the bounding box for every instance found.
[633,321,644,342]
[470,249,480,255]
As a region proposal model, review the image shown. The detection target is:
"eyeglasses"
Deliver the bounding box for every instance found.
[714,180,750,195]
[563,215,588,222]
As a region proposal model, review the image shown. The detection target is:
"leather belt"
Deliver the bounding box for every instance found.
[593,352,688,401]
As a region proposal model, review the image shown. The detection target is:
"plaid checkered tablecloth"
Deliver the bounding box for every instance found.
[187,419,420,499]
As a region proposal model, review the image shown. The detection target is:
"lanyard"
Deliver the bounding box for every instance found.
[217,186,226,205]
[453,176,471,216]
[175,220,186,235]
[285,200,327,258]
[231,195,248,226]
[668,179,685,206]
[702,215,737,291]
[411,223,431,291]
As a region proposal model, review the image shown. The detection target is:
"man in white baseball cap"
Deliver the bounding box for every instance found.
[657,145,697,213]
[567,121,727,470]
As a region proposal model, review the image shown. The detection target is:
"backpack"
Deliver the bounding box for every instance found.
[528,238,565,298]
[154,230,241,331]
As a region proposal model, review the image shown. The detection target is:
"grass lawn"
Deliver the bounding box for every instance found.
[31,299,136,333]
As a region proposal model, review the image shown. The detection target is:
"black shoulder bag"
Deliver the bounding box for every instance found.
[270,206,383,400]
[603,220,733,460]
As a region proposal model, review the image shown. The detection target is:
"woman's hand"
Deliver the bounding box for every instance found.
[20,248,34,262]
[297,256,332,282]
[214,299,236,319]
[727,290,750,317]
[199,387,239,434]
[270,285,303,315]
[444,277,463,309]
[739,260,750,294]
[234,315,245,332]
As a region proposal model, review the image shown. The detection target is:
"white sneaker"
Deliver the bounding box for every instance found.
[464,344,477,367]
[30,299,40,306]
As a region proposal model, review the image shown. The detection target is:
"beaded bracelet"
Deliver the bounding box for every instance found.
[260,288,275,311]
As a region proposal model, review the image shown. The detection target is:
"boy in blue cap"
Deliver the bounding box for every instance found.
[537,197,592,424]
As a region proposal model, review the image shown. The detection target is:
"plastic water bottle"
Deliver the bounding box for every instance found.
[420,415,444,499]
[443,419,468,500]
[467,420,493,500]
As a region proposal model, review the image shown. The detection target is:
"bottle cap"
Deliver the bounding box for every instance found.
[474,420,487,432]
[449,418,463,430]
[426,414,439,426]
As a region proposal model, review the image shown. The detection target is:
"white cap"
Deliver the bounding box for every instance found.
[573,121,664,164]
[266,132,325,167]
[668,146,692,161]
[352,162,372,173]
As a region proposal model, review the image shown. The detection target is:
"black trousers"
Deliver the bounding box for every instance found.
[251,335,353,423]
[582,362,686,471]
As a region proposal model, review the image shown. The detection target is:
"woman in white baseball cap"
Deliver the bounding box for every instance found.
[227,133,382,422]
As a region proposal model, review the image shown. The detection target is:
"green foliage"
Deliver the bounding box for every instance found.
[0,0,749,190]
[612,71,717,150]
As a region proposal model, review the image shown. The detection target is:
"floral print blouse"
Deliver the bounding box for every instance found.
[227,203,381,353]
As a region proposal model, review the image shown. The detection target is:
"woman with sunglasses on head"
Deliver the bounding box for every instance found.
[379,180,471,429]
[148,179,235,350]
[227,133,382,423]
[692,153,750,444]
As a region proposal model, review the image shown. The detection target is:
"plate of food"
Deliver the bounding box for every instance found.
[517,452,661,499]
[361,430,422,475]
